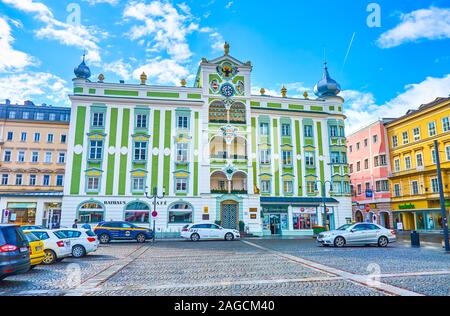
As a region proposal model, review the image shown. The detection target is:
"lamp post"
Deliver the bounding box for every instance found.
[145,187,165,243]
[315,180,333,229]
[434,140,450,252]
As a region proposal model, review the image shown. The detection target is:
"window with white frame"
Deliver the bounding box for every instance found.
[442,117,450,132]
[56,175,64,186]
[413,127,420,141]
[392,136,398,148]
[416,153,423,167]
[134,142,148,161]
[260,149,271,164]
[375,180,389,192]
[15,174,23,185]
[92,112,104,127]
[136,114,148,129]
[431,178,439,193]
[394,159,400,172]
[7,132,13,141]
[60,134,67,143]
[306,181,316,194]
[34,133,40,142]
[446,146,450,161]
[431,149,436,164]
[380,155,387,166]
[356,161,361,172]
[45,152,52,163]
[58,152,66,164]
[49,113,56,121]
[373,134,378,144]
[175,178,188,192]
[177,116,189,129]
[89,140,103,160]
[281,124,291,137]
[87,177,100,191]
[402,131,409,145]
[176,143,189,162]
[329,125,338,137]
[333,181,342,194]
[17,151,25,162]
[304,125,313,138]
[2,174,8,185]
[282,150,292,166]
[43,175,50,186]
[374,156,379,167]
[31,152,38,163]
[404,156,412,170]
[3,150,11,162]
[21,132,27,142]
[357,184,362,195]
[35,112,44,120]
[331,152,340,164]
[47,134,54,143]
[29,175,36,186]
[394,184,401,197]
[364,159,369,169]
[428,122,437,136]
[305,152,315,168]
[411,181,419,195]
[261,180,271,193]
[260,123,269,136]
[132,177,145,192]
[283,180,293,194]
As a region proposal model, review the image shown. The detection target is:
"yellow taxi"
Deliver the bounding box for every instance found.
[24,231,45,268]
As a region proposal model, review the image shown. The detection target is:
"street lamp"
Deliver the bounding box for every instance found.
[145,186,165,243]
[434,140,450,252]
[315,180,333,229]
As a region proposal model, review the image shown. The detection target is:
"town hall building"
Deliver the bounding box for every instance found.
[60,43,352,237]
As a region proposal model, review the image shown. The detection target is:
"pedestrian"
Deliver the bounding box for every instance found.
[72,219,79,229]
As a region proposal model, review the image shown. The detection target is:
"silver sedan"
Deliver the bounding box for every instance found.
[317,223,397,247]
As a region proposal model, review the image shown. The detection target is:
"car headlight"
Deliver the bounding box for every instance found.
[233,230,239,234]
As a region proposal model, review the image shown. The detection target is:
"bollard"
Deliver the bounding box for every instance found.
[410,231,420,247]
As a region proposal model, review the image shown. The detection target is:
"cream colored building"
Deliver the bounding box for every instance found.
[0,100,71,227]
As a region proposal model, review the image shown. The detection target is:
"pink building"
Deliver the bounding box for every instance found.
[347,119,393,228]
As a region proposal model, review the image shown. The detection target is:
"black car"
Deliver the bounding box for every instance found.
[0,225,30,281]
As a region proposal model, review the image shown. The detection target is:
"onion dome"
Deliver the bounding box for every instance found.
[313,62,341,97]
[74,54,91,80]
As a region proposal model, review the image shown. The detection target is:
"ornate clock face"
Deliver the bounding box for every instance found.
[220,83,235,98]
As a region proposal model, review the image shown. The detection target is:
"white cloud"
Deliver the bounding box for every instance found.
[0,16,36,72]
[0,72,70,105]
[82,0,119,6]
[133,58,191,86]
[103,59,133,80]
[2,0,105,62]
[343,74,450,134]
[377,7,450,48]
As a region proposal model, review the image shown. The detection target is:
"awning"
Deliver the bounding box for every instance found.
[260,197,339,205]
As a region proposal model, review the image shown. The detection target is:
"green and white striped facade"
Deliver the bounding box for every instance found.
[61,50,352,237]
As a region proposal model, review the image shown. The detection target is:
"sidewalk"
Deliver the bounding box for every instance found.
[396,231,449,249]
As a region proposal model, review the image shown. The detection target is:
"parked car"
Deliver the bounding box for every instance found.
[94,221,154,244]
[23,232,45,268]
[21,225,46,231]
[317,223,397,247]
[0,224,30,281]
[181,223,240,242]
[53,229,99,258]
[25,230,71,264]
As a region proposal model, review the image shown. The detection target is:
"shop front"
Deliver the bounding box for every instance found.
[392,200,450,231]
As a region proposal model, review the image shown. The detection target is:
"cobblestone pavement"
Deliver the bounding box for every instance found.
[0,239,448,296]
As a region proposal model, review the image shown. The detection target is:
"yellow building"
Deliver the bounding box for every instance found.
[386,97,450,231]
[0,100,70,227]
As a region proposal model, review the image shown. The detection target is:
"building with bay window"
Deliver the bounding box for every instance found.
[60,44,352,236]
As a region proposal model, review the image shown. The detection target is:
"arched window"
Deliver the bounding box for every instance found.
[78,201,104,224]
[168,202,193,224]
[229,102,246,124]
[209,101,227,123]
[124,201,150,224]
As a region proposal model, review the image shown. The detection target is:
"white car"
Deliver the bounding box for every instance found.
[181,223,240,242]
[26,230,72,264]
[53,229,99,258]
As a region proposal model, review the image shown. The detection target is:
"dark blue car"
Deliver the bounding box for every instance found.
[1,225,30,281]
[93,221,154,244]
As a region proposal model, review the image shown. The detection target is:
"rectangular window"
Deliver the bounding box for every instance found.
[446,146,450,161]
[428,122,437,137]
[176,143,189,163]
[411,181,419,195]
[349,145,353,153]
[56,175,64,186]
[29,175,36,186]
[177,116,188,129]
[431,149,436,164]
[21,132,27,142]
[15,174,23,185]
[9,111,16,119]
[17,151,25,162]
[175,178,188,192]
[35,112,44,120]
[356,161,361,172]
[394,159,400,172]
[89,140,103,160]
[49,113,56,121]
[373,135,378,144]
[392,136,398,148]
[329,126,338,137]
[134,142,148,161]
[7,132,13,141]
[261,180,271,193]
[374,156,379,167]
[375,180,389,192]
[442,117,450,132]
[305,152,315,168]
[283,180,293,194]
[431,178,439,193]
[45,152,52,163]
[31,152,39,163]
[132,177,145,192]
[34,133,40,142]
[364,139,368,147]
[47,134,54,143]
[136,114,148,129]
[22,112,29,120]
[260,123,269,136]
[364,159,369,169]
[282,150,292,166]
[413,128,421,141]
[43,175,50,186]
[60,134,67,143]
[306,181,316,194]
[349,164,353,173]
[4,150,11,162]
[402,131,409,145]
[2,174,8,185]
[416,153,423,167]
[394,184,401,197]
[331,152,340,164]
[357,184,362,195]
[87,177,100,191]
[92,112,104,127]
[356,142,360,151]
[304,125,313,138]
[58,152,66,164]
[281,124,291,137]
[260,150,271,164]
[380,155,387,166]
[404,156,412,169]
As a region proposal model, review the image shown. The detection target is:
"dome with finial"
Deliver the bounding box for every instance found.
[313,62,341,97]
[74,54,91,80]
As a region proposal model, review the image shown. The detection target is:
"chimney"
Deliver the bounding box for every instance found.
[5,99,10,105]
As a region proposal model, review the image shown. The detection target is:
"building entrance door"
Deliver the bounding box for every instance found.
[221,201,238,230]
[269,214,281,235]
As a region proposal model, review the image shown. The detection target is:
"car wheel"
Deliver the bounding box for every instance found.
[190,233,200,242]
[43,249,57,265]
[72,245,86,258]
[225,233,234,241]
[136,233,146,243]
[378,236,389,247]
[99,233,110,244]
[334,236,346,248]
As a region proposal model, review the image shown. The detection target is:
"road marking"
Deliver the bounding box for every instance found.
[241,240,424,296]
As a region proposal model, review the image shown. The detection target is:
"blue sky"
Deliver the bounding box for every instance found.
[0,0,449,132]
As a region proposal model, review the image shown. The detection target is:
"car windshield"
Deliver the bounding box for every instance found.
[336,224,353,231]
[53,231,67,239]
[25,232,39,242]
[0,226,27,245]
